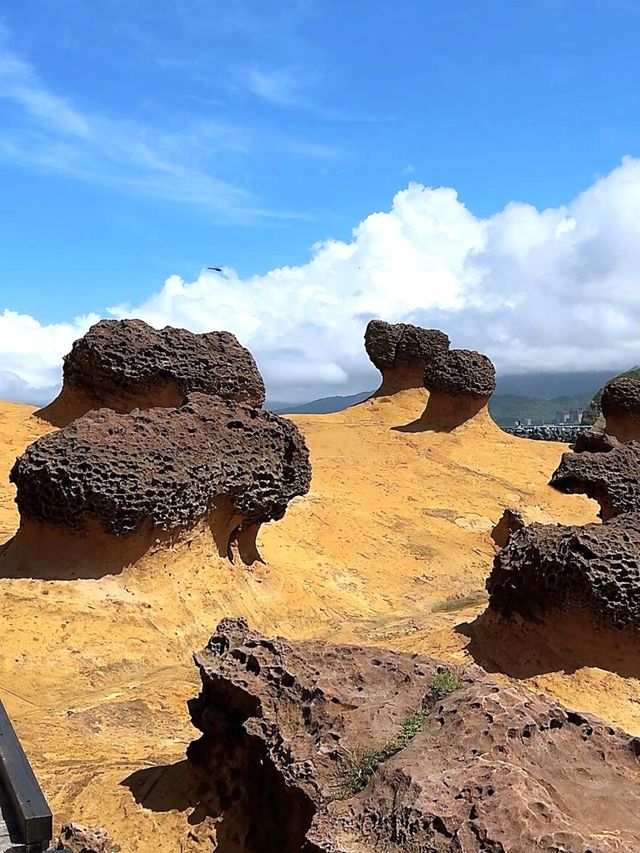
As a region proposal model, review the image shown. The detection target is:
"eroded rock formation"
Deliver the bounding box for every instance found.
[551,439,640,520]
[420,348,496,430]
[600,377,640,442]
[9,393,310,568]
[56,823,118,853]
[490,507,524,548]
[364,320,449,395]
[38,319,266,426]
[488,514,640,630]
[186,617,640,853]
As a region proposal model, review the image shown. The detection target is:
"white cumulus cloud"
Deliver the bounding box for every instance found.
[4,157,640,406]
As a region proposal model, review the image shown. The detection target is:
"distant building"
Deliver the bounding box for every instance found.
[554,410,582,425]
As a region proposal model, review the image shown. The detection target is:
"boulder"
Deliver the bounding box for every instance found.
[364,320,450,395]
[38,319,265,426]
[11,393,310,565]
[600,377,640,442]
[420,348,496,430]
[186,617,640,852]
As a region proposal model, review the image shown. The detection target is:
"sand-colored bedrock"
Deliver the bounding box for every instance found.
[0,390,636,851]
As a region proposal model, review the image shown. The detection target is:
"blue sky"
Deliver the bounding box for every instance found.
[3,0,640,403]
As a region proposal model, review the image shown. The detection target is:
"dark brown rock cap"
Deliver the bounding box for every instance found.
[40,319,266,426]
[364,320,450,394]
[364,320,450,372]
[601,377,640,417]
[187,617,640,853]
[551,440,640,520]
[488,513,640,630]
[423,348,496,398]
[11,393,311,552]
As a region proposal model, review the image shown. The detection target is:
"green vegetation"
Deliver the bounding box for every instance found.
[488,393,591,426]
[335,671,460,799]
[582,366,640,424]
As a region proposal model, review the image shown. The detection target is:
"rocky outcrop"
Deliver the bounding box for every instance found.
[490,507,524,548]
[10,393,310,566]
[420,348,496,430]
[38,319,266,426]
[551,439,640,520]
[600,377,640,442]
[488,514,640,630]
[364,320,449,395]
[186,618,640,853]
[56,823,118,852]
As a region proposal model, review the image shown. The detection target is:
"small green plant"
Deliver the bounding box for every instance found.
[429,670,461,702]
[334,673,462,799]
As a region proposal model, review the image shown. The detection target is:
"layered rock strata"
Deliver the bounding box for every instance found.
[186,618,640,853]
[364,320,450,395]
[10,394,310,567]
[38,319,265,426]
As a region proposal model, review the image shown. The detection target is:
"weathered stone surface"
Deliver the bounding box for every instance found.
[490,507,524,548]
[423,349,496,398]
[600,377,640,441]
[11,393,310,557]
[551,440,640,520]
[56,823,118,852]
[39,319,265,425]
[572,428,620,454]
[488,513,640,630]
[364,320,450,394]
[187,618,640,853]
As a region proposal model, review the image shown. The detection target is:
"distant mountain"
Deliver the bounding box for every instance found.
[274,390,373,415]
[495,370,616,399]
[268,369,635,423]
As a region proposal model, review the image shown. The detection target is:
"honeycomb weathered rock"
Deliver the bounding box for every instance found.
[423,348,496,398]
[38,319,265,425]
[186,618,640,852]
[364,320,450,394]
[551,440,640,520]
[600,377,640,442]
[488,513,640,630]
[12,393,310,558]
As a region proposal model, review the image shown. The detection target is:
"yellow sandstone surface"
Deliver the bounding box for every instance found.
[0,390,636,851]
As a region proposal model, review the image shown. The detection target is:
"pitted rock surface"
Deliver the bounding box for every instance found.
[186,617,640,852]
[572,428,620,454]
[488,513,640,630]
[364,320,450,393]
[551,440,640,520]
[423,348,496,398]
[364,320,450,372]
[11,393,310,538]
[56,823,118,852]
[61,318,265,408]
[599,377,640,441]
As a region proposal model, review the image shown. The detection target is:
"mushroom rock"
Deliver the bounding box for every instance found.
[419,348,497,431]
[185,617,640,853]
[6,393,310,576]
[600,377,640,442]
[551,440,640,520]
[364,319,450,395]
[488,513,640,632]
[490,507,525,548]
[37,319,266,426]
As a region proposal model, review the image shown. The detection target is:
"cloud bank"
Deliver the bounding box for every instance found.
[4,157,640,406]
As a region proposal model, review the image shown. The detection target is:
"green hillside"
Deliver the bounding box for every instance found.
[488,394,590,427]
[581,366,640,424]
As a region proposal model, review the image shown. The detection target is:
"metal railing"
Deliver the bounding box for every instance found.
[0,701,52,852]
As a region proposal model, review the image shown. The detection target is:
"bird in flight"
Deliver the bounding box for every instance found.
[207,266,223,272]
